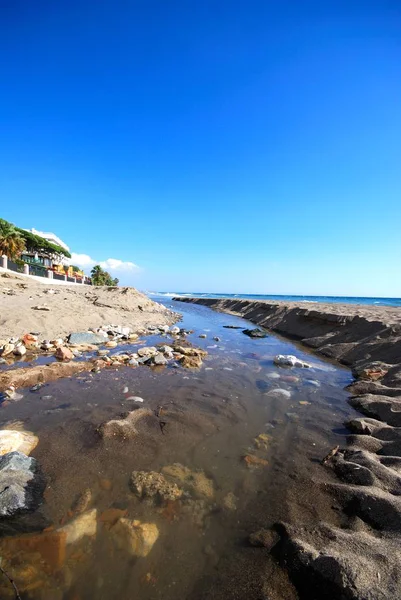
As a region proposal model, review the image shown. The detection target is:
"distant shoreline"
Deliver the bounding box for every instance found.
[149,291,401,308]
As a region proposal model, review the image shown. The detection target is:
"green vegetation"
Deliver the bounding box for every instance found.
[90,265,119,286]
[0,218,71,259]
[0,219,26,259]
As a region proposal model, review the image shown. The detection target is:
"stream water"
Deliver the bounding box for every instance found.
[0,300,357,599]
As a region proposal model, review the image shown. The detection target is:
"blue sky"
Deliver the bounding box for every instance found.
[1,1,400,296]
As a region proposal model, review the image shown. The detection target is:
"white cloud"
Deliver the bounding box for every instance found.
[69,252,140,273]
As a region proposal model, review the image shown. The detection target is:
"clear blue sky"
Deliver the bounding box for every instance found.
[1,1,400,296]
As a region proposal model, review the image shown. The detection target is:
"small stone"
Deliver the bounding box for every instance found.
[152,353,167,366]
[71,488,92,514]
[274,355,311,368]
[128,358,139,366]
[110,518,159,557]
[105,340,118,348]
[243,329,267,338]
[126,396,144,402]
[179,355,203,368]
[170,326,180,334]
[265,388,291,399]
[99,478,112,491]
[55,346,74,361]
[32,305,50,311]
[159,325,170,333]
[162,463,214,499]
[213,336,221,342]
[243,454,269,469]
[13,344,27,356]
[254,433,270,450]
[1,343,15,357]
[130,470,183,502]
[222,492,237,511]
[59,508,97,544]
[249,528,278,549]
[199,334,207,339]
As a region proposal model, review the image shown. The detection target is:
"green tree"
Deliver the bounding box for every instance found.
[90,265,118,286]
[0,219,26,259]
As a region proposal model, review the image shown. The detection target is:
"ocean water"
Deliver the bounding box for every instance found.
[148,291,401,308]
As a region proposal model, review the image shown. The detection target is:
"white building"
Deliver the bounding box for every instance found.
[25,228,70,252]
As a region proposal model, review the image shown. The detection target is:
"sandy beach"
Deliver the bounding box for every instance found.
[0,271,177,340]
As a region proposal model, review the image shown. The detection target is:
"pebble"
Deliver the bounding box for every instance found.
[126,396,144,403]
[122,386,129,394]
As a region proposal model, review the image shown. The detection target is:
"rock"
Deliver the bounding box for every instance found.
[68,332,107,345]
[128,358,139,366]
[162,463,214,499]
[199,334,207,339]
[97,349,110,356]
[274,355,311,368]
[71,488,92,514]
[170,326,180,334]
[1,343,15,357]
[179,355,203,368]
[126,396,144,402]
[249,528,278,549]
[213,336,221,342]
[55,346,74,361]
[222,492,237,511]
[152,353,167,366]
[137,346,158,358]
[243,329,267,338]
[59,508,97,544]
[50,338,64,347]
[0,451,44,516]
[0,430,38,456]
[98,408,153,438]
[159,345,173,354]
[0,529,67,573]
[223,325,242,329]
[174,346,207,357]
[13,344,27,356]
[130,471,183,502]
[129,333,139,341]
[110,518,159,557]
[32,305,50,311]
[265,388,292,400]
[99,478,112,491]
[159,325,170,333]
[41,342,54,351]
[254,433,271,450]
[105,340,118,348]
[243,454,269,469]
[256,379,269,392]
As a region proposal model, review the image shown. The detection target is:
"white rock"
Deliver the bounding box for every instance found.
[170,326,180,334]
[0,430,39,456]
[265,388,292,399]
[126,396,144,403]
[159,325,170,333]
[266,372,280,379]
[13,345,27,357]
[122,386,129,394]
[110,518,159,557]
[1,343,15,357]
[274,355,311,368]
[59,508,97,544]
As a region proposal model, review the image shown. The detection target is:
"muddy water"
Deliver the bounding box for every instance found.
[0,301,357,599]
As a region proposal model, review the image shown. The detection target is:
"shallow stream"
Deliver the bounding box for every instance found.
[0,299,357,599]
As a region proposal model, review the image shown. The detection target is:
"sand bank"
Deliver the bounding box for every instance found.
[0,272,177,340]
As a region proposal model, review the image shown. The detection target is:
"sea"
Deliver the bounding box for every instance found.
[147,291,401,308]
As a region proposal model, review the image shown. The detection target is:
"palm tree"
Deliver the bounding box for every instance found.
[90,265,104,286]
[0,220,26,259]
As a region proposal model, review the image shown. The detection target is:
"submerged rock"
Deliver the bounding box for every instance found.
[0,429,38,456]
[71,488,92,514]
[110,518,159,557]
[162,463,214,499]
[0,451,44,517]
[179,355,203,368]
[59,508,97,544]
[98,408,153,439]
[243,454,269,469]
[265,388,292,400]
[243,329,267,338]
[130,470,183,502]
[249,528,278,549]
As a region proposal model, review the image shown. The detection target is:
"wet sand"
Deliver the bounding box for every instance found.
[0,301,355,599]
